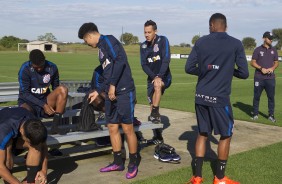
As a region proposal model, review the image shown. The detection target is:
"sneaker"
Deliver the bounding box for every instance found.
[154,151,172,162]
[187,176,203,184]
[148,114,161,124]
[126,164,138,179]
[268,114,276,123]
[213,176,240,184]
[100,163,125,172]
[251,115,258,120]
[171,153,181,161]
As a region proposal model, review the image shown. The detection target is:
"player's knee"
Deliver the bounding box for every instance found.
[153,84,162,92]
[57,85,68,97]
[122,125,134,136]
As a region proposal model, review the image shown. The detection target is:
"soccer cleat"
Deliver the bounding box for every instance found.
[187,176,203,184]
[99,163,125,172]
[154,151,172,162]
[268,114,276,123]
[250,115,258,120]
[213,176,240,184]
[126,164,138,179]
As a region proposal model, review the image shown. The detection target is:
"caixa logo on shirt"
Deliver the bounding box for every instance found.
[196,93,217,103]
[147,55,160,63]
[207,64,219,70]
[31,87,48,94]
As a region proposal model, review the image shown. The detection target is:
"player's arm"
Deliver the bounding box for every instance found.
[35,143,48,184]
[140,45,157,80]
[185,45,199,76]
[267,50,279,73]
[0,144,21,183]
[158,36,170,79]
[51,66,60,90]
[18,67,45,107]
[233,43,249,79]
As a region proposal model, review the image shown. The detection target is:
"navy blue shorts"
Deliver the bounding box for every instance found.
[195,104,234,136]
[105,90,135,124]
[18,98,49,118]
[147,76,171,104]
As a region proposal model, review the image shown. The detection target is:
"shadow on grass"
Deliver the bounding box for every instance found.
[232,101,268,119]
[179,125,219,175]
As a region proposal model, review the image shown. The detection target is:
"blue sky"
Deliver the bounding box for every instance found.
[1,0,281,45]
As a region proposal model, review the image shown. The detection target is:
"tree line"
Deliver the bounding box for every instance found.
[1,29,282,50]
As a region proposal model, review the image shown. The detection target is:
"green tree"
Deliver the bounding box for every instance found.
[0,36,27,48]
[38,33,57,42]
[120,32,139,45]
[192,35,200,45]
[272,28,282,50]
[242,37,256,50]
[180,42,191,47]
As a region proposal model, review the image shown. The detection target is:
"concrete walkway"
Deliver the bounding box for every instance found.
[12,104,282,184]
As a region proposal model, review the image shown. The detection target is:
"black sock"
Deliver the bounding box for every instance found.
[151,106,159,115]
[113,151,123,165]
[53,113,62,125]
[129,153,138,165]
[216,159,227,179]
[26,165,40,183]
[194,157,204,177]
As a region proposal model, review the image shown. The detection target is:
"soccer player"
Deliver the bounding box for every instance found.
[185,13,249,184]
[0,107,48,184]
[250,31,279,123]
[18,49,68,134]
[140,20,172,144]
[78,22,140,179]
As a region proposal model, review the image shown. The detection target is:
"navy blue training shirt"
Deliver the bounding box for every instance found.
[90,65,104,91]
[185,32,249,107]
[18,60,60,107]
[0,107,35,150]
[96,35,135,95]
[252,45,278,79]
[140,35,171,82]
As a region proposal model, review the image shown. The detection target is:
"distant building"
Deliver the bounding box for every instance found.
[18,41,58,52]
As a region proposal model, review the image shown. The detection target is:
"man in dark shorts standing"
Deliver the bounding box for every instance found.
[185,13,249,184]
[78,22,140,179]
[18,49,68,134]
[140,20,172,144]
[0,107,48,184]
[250,31,279,123]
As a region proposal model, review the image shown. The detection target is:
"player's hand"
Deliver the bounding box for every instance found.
[266,68,274,74]
[88,91,99,104]
[43,104,55,115]
[108,85,116,101]
[35,170,47,184]
[261,68,268,74]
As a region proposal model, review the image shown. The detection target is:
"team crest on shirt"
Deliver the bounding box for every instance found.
[153,44,159,52]
[43,74,50,83]
[260,51,264,56]
[271,50,274,54]
[142,44,147,49]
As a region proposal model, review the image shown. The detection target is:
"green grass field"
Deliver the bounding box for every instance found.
[0,47,281,184]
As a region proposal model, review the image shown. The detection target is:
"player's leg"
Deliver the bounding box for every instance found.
[211,105,239,184]
[189,104,210,183]
[252,79,264,119]
[264,79,276,122]
[46,85,68,114]
[47,85,68,134]
[100,98,124,172]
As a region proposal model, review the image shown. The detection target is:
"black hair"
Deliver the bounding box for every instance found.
[78,22,99,39]
[23,118,47,146]
[29,49,45,66]
[209,13,227,28]
[144,20,157,30]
